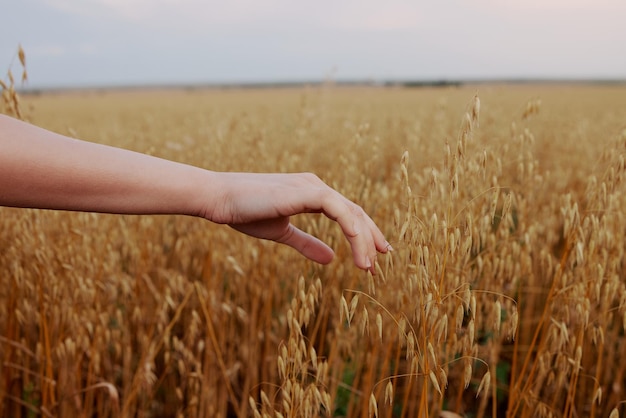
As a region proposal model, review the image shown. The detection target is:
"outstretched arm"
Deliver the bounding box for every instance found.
[0,115,390,272]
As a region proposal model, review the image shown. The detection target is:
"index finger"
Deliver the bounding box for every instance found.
[322,192,390,271]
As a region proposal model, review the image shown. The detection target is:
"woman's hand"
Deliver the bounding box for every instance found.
[204,172,391,273]
[0,115,390,273]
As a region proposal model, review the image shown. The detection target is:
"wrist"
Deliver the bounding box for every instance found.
[184,168,223,221]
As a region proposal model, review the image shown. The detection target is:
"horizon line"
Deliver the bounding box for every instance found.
[17,77,626,94]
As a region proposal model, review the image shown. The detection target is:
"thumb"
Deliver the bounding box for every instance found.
[278,224,335,265]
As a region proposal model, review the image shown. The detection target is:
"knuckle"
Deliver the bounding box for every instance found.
[301,172,321,183]
[277,224,295,244]
[349,202,365,217]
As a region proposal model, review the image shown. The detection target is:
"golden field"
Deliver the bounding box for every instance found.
[1,83,626,417]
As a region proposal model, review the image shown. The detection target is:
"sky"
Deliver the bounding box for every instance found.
[1,0,625,89]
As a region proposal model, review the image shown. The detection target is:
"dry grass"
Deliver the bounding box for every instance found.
[1,83,626,417]
[0,45,27,119]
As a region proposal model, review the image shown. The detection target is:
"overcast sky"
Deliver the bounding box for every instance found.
[2,0,625,88]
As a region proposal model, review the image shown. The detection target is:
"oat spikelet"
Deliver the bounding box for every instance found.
[18,45,27,83]
[510,307,519,340]
[360,306,370,336]
[249,396,259,413]
[406,332,415,359]
[309,347,318,371]
[427,342,437,367]
[489,189,499,224]
[278,356,286,380]
[593,387,602,405]
[464,362,472,389]
[429,370,442,395]
[494,300,502,333]
[349,295,359,324]
[376,312,383,342]
[476,371,491,398]
[439,366,448,389]
[340,295,349,324]
[471,94,480,128]
[369,393,379,418]
[444,141,452,173]
[18,45,26,67]
[398,316,407,343]
[261,390,272,410]
[400,150,409,166]
[385,381,394,406]
[468,319,475,344]
[455,304,464,330]
[400,150,410,188]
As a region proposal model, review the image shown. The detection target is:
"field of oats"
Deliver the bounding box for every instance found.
[1,84,626,418]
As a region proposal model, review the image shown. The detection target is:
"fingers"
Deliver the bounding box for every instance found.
[275,215,389,274]
[316,188,391,274]
[295,173,391,273]
[278,223,335,265]
[347,211,389,274]
[225,172,390,273]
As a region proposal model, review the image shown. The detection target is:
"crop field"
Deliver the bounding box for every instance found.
[1,83,626,417]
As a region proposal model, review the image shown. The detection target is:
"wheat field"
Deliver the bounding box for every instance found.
[1,83,626,417]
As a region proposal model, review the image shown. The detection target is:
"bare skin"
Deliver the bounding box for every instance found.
[0,114,390,273]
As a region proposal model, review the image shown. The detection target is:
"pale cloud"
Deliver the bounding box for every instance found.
[42,0,430,32]
[77,43,97,55]
[27,43,97,57]
[315,1,429,31]
[37,0,626,33]
[474,0,626,13]
[530,0,622,9]
[28,44,67,56]
[13,0,626,87]
[42,0,113,18]
[44,0,284,23]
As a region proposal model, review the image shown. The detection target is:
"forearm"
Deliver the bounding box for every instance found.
[0,114,389,270]
[0,115,211,216]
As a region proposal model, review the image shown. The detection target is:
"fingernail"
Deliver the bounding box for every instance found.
[386,242,394,252]
[353,221,361,236]
[365,256,372,269]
